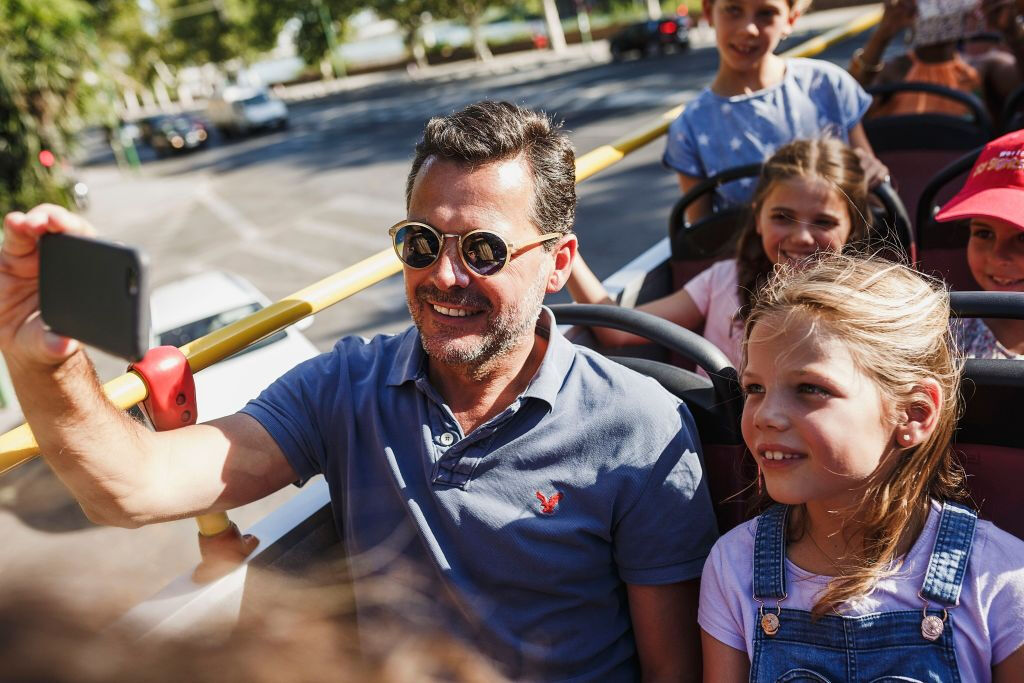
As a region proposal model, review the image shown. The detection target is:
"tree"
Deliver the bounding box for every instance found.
[91,0,163,88]
[374,0,457,69]
[155,0,262,67]
[0,0,105,210]
[453,0,494,61]
[541,0,567,53]
[197,0,362,70]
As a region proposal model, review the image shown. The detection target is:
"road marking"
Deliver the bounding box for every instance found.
[322,192,400,217]
[240,238,342,275]
[293,218,388,252]
[194,184,262,242]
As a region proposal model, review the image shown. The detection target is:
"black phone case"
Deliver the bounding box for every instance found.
[39,233,150,361]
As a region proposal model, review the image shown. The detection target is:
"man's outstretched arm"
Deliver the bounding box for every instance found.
[2,205,296,527]
[629,580,702,682]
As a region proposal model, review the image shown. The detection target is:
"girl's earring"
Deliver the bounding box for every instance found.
[901,433,912,444]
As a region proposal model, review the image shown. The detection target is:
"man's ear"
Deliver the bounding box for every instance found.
[894,378,942,449]
[546,233,578,294]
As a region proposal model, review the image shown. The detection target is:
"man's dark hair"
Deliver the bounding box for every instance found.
[406,101,576,238]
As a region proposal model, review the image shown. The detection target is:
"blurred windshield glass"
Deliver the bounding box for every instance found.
[158,303,287,357]
[241,93,270,106]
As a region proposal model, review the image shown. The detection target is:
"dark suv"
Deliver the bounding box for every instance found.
[139,114,209,157]
[609,16,691,60]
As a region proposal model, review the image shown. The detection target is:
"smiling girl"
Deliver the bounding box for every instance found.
[935,129,1024,359]
[700,254,1024,682]
[568,138,869,368]
[664,0,886,217]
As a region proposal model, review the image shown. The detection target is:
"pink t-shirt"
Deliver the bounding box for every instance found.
[683,259,743,368]
[699,501,1024,679]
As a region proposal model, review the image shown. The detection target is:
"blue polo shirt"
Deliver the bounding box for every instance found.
[242,308,718,681]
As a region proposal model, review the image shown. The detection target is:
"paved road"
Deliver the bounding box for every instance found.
[0,11,870,614]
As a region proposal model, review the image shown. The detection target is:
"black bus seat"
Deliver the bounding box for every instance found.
[950,292,1024,541]
[999,83,1024,135]
[668,164,761,293]
[864,82,992,234]
[915,147,982,290]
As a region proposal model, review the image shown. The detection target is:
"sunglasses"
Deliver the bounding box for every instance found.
[388,220,561,277]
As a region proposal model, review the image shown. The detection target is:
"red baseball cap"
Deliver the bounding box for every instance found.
[935,129,1024,228]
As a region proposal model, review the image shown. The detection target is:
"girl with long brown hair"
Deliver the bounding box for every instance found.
[567,137,870,368]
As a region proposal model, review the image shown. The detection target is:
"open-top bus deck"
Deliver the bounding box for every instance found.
[2,6,1023,659]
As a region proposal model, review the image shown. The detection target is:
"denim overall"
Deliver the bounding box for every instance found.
[749,502,978,682]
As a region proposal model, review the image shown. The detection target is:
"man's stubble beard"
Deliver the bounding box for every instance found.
[409,276,548,375]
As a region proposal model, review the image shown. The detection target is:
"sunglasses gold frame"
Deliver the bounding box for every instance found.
[388,220,561,277]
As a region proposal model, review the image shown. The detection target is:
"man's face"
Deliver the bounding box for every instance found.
[403,156,556,371]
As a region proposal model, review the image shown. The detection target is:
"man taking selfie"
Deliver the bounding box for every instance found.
[1,101,717,681]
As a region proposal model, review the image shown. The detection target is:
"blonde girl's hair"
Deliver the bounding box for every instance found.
[735,137,871,322]
[743,253,967,617]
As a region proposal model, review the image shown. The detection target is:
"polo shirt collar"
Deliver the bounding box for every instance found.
[383,307,575,409]
[386,326,426,386]
[520,306,574,408]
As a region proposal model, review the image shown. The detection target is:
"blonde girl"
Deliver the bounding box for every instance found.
[700,253,1024,681]
[664,0,887,218]
[568,138,869,368]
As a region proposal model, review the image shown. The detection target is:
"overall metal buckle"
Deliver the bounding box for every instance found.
[754,597,785,636]
[918,590,951,642]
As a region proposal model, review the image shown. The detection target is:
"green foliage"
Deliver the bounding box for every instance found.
[186,0,362,69]
[0,0,106,212]
[375,0,458,61]
[91,0,162,86]
[156,0,255,66]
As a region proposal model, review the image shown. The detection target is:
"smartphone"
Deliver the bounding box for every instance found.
[39,233,150,361]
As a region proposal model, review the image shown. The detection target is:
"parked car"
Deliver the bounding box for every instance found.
[206,87,289,138]
[609,16,691,60]
[149,271,319,421]
[139,114,209,157]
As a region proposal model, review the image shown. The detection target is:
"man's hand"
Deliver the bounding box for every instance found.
[1,205,95,367]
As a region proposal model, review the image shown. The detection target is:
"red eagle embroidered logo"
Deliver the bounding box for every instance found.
[536,491,563,514]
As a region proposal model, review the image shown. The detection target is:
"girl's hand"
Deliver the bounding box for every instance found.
[852,148,892,189]
[0,205,95,367]
[879,0,917,38]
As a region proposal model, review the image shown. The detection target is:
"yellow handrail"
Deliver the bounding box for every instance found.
[0,8,882,476]
[0,249,402,475]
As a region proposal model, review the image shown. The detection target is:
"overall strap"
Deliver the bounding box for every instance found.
[920,501,978,607]
[752,504,789,600]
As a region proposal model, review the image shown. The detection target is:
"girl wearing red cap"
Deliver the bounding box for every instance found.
[935,129,1024,358]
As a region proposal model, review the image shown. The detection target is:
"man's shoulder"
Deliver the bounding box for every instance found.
[320,327,419,380]
[328,326,413,358]
[564,342,684,415]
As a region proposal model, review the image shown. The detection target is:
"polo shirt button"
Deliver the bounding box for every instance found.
[439,432,456,446]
